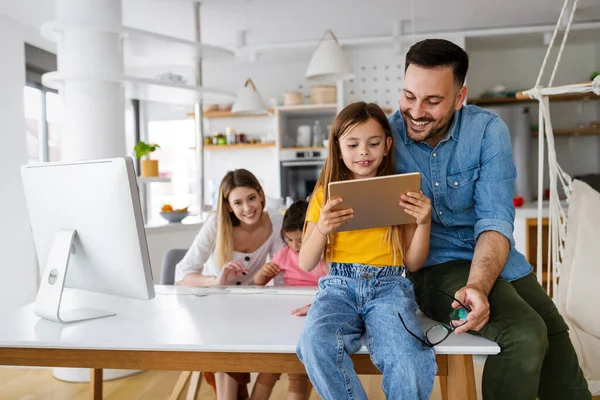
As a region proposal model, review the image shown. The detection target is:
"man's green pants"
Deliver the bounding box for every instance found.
[408,260,591,400]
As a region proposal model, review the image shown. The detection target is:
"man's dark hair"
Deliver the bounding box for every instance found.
[405,39,469,87]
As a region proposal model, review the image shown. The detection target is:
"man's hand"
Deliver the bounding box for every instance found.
[291,303,311,317]
[452,286,490,334]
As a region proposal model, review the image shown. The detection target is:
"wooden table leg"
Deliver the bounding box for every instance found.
[439,375,449,400]
[446,354,476,400]
[186,371,202,400]
[90,368,103,400]
[169,371,192,400]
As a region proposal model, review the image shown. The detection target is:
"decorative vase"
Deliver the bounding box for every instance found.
[140,159,159,177]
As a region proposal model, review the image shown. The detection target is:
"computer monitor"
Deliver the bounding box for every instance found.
[21,157,155,323]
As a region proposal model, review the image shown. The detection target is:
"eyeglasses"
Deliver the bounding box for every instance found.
[398,286,471,348]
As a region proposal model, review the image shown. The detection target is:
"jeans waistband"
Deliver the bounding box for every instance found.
[329,263,406,279]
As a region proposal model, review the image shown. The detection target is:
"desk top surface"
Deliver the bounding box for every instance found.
[0,285,500,355]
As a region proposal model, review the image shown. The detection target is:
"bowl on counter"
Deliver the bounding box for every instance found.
[159,211,189,223]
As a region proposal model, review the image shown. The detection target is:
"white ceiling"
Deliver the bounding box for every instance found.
[2,0,600,50]
[124,0,600,47]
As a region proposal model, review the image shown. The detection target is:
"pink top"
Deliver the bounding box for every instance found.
[271,246,328,287]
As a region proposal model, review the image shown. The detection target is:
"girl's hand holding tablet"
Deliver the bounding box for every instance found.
[315,198,354,236]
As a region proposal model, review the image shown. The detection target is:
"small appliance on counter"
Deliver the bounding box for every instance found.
[279,149,326,201]
[296,125,312,147]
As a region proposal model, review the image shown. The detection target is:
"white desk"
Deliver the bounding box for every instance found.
[0,286,499,400]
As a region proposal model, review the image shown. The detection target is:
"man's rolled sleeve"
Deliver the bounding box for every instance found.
[474,115,517,246]
[474,218,515,246]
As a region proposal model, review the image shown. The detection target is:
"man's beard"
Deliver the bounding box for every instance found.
[403,111,455,143]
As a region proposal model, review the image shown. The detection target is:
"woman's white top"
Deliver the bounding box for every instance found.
[175,209,284,285]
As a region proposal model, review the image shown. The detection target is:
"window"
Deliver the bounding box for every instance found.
[23,86,43,163]
[23,86,62,163]
[24,44,61,163]
[145,119,199,224]
[46,92,62,161]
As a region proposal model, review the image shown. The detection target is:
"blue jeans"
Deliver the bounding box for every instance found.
[297,263,436,400]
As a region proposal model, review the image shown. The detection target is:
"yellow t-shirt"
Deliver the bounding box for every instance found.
[306,187,403,267]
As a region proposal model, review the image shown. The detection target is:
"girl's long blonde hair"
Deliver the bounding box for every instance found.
[214,169,265,268]
[307,102,403,264]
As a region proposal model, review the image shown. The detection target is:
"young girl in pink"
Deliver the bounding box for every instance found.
[254,200,327,287]
[252,199,326,400]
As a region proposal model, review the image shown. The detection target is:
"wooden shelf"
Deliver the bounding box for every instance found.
[191,105,340,118]
[531,127,600,136]
[275,104,338,112]
[281,147,326,151]
[137,176,171,183]
[188,110,274,119]
[204,143,275,150]
[468,92,600,106]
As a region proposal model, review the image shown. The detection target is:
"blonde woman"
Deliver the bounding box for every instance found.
[176,169,284,400]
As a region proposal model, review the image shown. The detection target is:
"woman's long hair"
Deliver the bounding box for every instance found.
[214,169,265,268]
[307,102,403,264]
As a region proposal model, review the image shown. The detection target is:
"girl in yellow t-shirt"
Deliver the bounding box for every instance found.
[296,102,436,400]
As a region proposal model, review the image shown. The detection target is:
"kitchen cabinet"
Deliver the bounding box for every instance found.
[514,203,553,295]
[276,105,338,200]
[525,217,552,294]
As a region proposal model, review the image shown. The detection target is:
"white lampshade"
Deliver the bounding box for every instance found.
[231,78,268,114]
[306,30,355,82]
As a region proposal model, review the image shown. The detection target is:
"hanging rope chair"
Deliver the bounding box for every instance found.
[517,0,600,393]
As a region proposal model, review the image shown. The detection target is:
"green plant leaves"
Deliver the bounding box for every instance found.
[134,141,160,158]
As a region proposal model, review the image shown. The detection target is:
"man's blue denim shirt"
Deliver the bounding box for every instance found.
[390,105,532,281]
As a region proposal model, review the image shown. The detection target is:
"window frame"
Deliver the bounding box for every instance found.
[25,81,58,163]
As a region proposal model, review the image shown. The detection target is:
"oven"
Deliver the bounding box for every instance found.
[280,149,326,201]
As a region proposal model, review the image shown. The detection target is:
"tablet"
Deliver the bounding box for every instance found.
[328,172,421,232]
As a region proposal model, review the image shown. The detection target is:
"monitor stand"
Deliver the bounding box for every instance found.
[34,229,116,323]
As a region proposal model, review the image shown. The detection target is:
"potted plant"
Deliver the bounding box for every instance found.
[134,141,161,177]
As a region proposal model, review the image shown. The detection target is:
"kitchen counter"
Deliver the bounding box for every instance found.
[145,215,204,233]
[514,200,568,220]
[513,200,569,262]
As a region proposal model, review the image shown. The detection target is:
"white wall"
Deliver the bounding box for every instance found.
[145,226,198,284]
[343,34,465,110]
[469,40,600,198]
[468,42,598,98]
[0,16,40,311]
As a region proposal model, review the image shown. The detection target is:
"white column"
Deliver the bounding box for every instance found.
[50,0,138,382]
[55,0,126,160]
